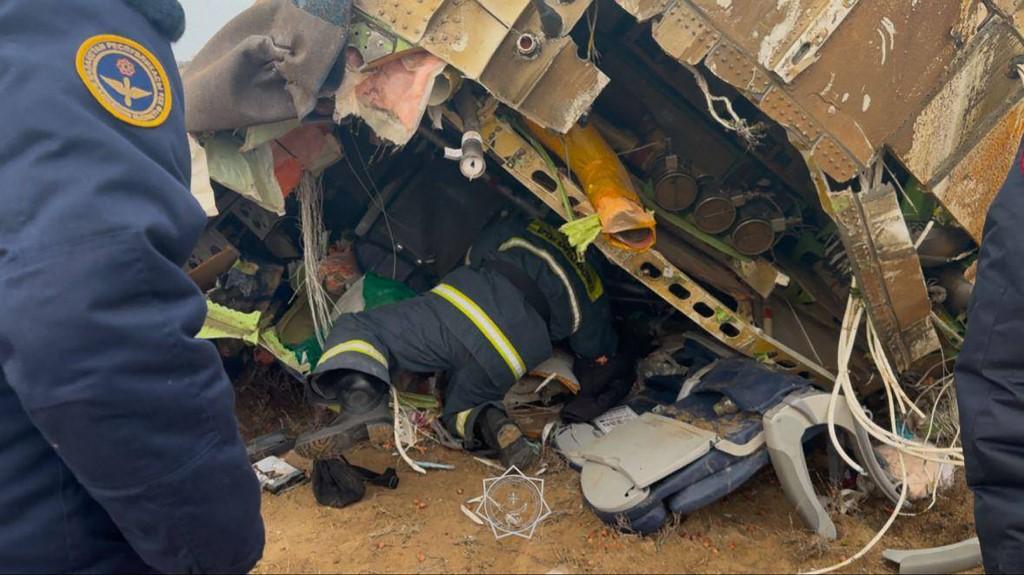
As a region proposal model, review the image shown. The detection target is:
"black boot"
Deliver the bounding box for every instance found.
[478,406,537,470]
[295,372,393,459]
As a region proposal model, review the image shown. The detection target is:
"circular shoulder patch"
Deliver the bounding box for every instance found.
[76,34,172,128]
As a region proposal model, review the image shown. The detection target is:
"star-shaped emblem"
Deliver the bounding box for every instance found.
[475,466,552,540]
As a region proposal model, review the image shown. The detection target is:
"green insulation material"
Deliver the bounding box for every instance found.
[363,273,417,310]
[560,214,602,257]
[199,301,262,344]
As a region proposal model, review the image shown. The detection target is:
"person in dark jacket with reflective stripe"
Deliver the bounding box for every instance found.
[956,137,1024,574]
[0,1,264,572]
[297,217,617,468]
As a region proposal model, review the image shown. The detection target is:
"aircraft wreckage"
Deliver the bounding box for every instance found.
[183,1,1021,570]
[265,0,1020,386]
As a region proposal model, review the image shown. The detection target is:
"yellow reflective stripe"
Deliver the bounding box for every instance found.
[320,340,389,369]
[432,284,526,378]
[455,409,473,438]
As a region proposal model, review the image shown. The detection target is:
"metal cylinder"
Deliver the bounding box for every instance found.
[731,218,775,256]
[692,188,737,235]
[730,198,781,256]
[651,155,698,212]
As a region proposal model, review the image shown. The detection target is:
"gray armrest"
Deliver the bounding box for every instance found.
[883,538,982,575]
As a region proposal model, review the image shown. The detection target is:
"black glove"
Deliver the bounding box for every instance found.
[562,353,637,423]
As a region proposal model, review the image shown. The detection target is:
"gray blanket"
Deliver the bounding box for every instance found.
[184,0,351,132]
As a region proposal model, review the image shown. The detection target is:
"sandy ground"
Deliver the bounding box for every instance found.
[237,371,978,574]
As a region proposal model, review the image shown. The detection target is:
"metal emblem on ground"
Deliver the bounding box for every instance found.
[475,466,552,540]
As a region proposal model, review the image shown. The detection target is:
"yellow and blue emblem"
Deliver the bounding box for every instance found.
[76,34,172,128]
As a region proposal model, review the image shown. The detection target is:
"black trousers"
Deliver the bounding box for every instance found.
[323,294,517,435]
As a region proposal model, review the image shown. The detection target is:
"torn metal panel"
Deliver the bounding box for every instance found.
[681,0,861,83]
[992,0,1024,35]
[687,0,856,75]
[828,182,939,371]
[514,41,610,134]
[611,0,1016,378]
[616,0,672,22]
[783,0,990,166]
[637,4,864,181]
[931,100,1024,244]
[769,0,860,83]
[418,0,508,78]
[477,104,835,386]
[651,1,721,66]
[476,0,529,27]
[890,20,1024,187]
[683,0,988,162]
[479,10,600,121]
[476,0,591,31]
[348,19,415,63]
[703,42,773,97]
[992,0,1024,17]
[354,0,444,43]
[759,86,822,147]
[628,0,1005,183]
[811,135,859,183]
[357,0,605,133]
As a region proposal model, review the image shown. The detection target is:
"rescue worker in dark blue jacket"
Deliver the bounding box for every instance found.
[296,217,617,468]
[956,137,1024,574]
[0,1,265,572]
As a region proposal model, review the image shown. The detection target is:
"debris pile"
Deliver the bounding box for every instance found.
[180,1,1002,572]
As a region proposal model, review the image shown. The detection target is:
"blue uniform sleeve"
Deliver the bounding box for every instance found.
[0,2,264,572]
[570,246,618,359]
[568,298,619,359]
[466,217,527,267]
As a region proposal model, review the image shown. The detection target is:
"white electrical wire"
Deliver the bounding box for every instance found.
[867,320,927,421]
[784,298,825,368]
[803,444,909,574]
[341,132,399,279]
[826,293,866,474]
[806,284,966,573]
[297,173,335,346]
[829,298,962,463]
[913,220,935,250]
[680,62,763,147]
[348,132,399,280]
[391,385,426,475]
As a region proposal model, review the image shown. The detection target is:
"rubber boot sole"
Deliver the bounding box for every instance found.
[294,403,393,460]
[496,424,537,470]
[294,423,394,460]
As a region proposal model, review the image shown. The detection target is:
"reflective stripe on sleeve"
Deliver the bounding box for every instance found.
[499,237,582,334]
[455,409,473,438]
[431,283,526,379]
[320,339,389,369]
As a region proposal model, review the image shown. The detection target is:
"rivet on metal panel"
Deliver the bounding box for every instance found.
[813,137,861,182]
[760,87,821,144]
[652,0,720,65]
